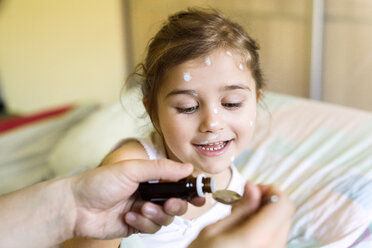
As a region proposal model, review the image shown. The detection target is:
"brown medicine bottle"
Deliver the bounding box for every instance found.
[139,174,215,204]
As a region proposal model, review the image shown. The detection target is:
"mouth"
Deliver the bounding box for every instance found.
[193,140,232,157]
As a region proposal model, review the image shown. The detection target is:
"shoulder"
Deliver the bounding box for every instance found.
[101,140,148,166]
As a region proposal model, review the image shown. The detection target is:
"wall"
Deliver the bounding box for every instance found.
[323,0,372,111]
[127,0,372,111]
[1,0,371,113]
[128,0,312,98]
[0,0,126,113]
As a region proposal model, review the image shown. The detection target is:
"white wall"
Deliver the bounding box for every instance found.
[0,0,127,113]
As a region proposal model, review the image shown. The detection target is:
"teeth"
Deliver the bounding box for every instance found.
[198,141,227,151]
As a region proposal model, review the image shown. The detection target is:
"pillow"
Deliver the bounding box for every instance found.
[47,100,153,177]
[234,92,372,247]
[0,104,97,194]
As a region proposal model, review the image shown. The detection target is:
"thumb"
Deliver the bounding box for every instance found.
[112,158,194,183]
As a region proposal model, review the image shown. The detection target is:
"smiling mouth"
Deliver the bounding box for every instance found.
[195,140,230,151]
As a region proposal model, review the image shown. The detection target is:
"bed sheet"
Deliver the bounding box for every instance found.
[0,104,97,195]
[233,92,372,247]
[349,222,372,247]
[45,91,372,247]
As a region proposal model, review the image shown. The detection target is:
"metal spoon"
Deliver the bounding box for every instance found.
[212,190,241,205]
[212,189,279,205]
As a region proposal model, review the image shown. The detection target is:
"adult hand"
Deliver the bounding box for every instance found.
[69,159,198,239]
[189,182,294,248]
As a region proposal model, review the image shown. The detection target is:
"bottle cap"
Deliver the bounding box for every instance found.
[196,174,205,197]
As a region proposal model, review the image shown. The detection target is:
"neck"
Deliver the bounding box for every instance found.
[182,167,232,220]
[194,167,232,191]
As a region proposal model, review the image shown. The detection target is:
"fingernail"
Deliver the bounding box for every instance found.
[126,212,136,222]
[261,195,279,205]
[144,206,158,216]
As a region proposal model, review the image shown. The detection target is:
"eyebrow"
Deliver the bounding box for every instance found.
[166,89,198,98]
[166,83,252,98]
[223,84,252,91]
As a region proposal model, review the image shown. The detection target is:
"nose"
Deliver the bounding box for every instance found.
[199,107,224,133]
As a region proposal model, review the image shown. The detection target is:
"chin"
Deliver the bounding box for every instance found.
[198,163,229,175]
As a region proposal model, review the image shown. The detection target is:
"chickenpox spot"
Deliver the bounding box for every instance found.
[209,133,219,140]
[183,72,192,82]
[205,57,211,66]
[247,53,252,61]
[210,121,219,127]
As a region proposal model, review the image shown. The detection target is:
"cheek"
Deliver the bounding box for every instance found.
[231,105,257,144]
[158,113,192,146]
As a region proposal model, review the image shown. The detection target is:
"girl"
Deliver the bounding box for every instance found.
[67,7,263,248]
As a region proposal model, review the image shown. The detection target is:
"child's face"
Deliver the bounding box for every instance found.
[155,48,260,175]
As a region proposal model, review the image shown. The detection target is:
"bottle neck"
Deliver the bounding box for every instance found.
[195,174,215,197]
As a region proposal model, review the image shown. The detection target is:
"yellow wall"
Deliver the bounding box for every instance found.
[129,0,312,98]
[0,0,126,113]
[128,0,372,111]
[323,0,372,111]
[1,0,371,113]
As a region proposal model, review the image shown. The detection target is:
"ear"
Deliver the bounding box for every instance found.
[256,89,262,103]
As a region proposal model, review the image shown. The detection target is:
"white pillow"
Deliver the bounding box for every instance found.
[0,104,96,194]
[234,92,372,247]
[48,100,152,177]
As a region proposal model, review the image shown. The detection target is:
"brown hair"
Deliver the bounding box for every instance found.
[127,8,264,125]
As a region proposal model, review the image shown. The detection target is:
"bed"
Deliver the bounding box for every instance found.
[1,91,371,247]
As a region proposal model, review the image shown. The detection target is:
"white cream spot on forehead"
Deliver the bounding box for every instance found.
[239,63,244,70]
[183,72,192,82]
[226,51,232,56]
[205,57,211,66]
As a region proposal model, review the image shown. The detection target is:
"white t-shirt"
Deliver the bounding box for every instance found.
[120,133,246,248]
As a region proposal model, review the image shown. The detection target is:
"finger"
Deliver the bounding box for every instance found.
[140,202,176,226]
[189,196,206,207]
[213,186,294,248]
[114,159,193,183]
[201,182,262,237]
[235,186,294,236]
[124,211,161,234]
[163,198,188,216]
[232,181,262,211]
[130,195,146,213]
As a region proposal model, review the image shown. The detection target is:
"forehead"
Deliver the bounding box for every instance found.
[161,49,255,93]
[178,48,245,72]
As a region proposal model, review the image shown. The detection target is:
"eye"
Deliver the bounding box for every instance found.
[222,102,242,109]
[176,105,199,114]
